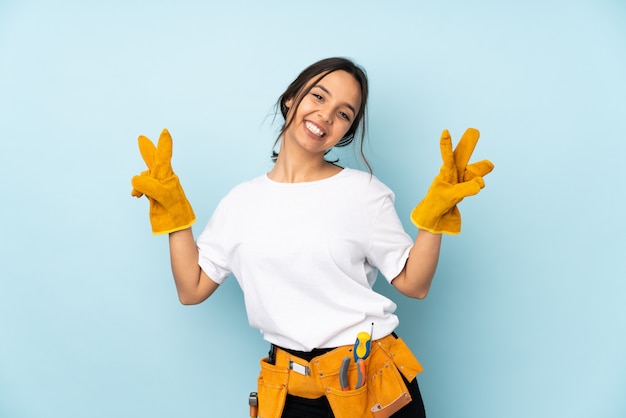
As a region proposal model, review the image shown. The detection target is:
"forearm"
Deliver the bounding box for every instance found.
[392,230,442,299]
[169,228,218,304]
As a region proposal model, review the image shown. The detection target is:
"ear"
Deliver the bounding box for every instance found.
[284,97,293,109]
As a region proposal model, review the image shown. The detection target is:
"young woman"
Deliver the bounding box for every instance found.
[131,57,493,418]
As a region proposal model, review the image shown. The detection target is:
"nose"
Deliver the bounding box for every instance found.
[317,106,332,123]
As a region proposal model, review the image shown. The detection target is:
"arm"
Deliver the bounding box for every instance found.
[169,228,220,305]
[130,129,219,305]
[391,230,442,299]
[394,128,493,298]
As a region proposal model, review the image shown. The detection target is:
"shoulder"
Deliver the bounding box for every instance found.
[224,174,268,196]
[340,168,395,198]
[212,174,269,213]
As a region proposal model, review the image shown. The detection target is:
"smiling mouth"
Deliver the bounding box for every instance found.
[305,121,326,138]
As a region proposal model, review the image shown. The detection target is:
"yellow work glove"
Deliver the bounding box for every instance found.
[131,129,196,235]
[410,128,494,235]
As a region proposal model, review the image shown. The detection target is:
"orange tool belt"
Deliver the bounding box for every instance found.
[256,334,423,418]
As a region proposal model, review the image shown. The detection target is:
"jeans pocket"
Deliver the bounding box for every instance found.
[257,357,289,418]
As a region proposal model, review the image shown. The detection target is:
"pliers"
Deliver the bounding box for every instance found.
[339,355,366,391]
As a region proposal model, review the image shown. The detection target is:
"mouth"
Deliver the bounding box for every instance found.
[305,121,326,138]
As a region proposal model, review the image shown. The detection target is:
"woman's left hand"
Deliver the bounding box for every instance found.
[410,128,494,235]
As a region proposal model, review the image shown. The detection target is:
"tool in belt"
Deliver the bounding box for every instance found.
[255,332,423,418]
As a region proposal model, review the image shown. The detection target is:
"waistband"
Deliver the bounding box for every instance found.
[268,332,399,364]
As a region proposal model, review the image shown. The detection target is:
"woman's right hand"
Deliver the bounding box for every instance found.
[131,128,196,235]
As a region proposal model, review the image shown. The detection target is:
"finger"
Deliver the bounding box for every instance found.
[454,177,485,198]
[131,169,149,197]
[154,128,174,179]
[439,129,456,182]
[453,128,479,180]
[465,159,494,180]
[137,135,157,169]
[131,175,172,203]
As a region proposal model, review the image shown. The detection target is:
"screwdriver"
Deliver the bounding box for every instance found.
[353,322,373,389]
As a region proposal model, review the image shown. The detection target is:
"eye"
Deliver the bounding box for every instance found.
[311,93,323,101]
[338,111,351,122]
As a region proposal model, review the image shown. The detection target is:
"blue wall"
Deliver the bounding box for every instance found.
[1,0,625,417]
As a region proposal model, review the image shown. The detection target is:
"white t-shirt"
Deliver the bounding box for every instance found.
[197,167,413,351]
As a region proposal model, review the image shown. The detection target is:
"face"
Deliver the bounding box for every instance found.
[283,70,362,157]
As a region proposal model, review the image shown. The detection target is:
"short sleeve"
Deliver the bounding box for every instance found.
[196,199,233,284]
[367,195,413,283]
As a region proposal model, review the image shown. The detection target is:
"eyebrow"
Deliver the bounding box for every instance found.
[313,84,357,116]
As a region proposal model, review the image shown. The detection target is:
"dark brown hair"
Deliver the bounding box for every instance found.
[272,57,371,172]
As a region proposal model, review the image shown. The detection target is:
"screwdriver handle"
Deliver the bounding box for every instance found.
[354,331,372,362]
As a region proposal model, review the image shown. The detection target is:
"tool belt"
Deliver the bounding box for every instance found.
[256,334,423,418]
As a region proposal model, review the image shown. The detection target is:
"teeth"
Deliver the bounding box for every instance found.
[306,121,324,137]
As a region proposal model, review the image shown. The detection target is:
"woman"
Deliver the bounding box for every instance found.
[131,57,493,418]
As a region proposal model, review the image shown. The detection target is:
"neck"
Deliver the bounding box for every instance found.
[268,142,341,183]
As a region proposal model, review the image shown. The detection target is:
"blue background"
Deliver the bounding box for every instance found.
[1,0,625,417]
